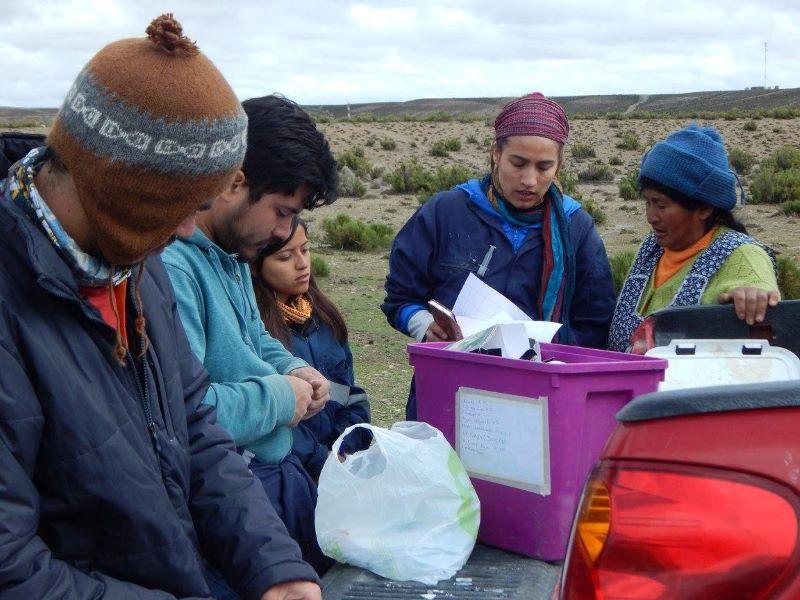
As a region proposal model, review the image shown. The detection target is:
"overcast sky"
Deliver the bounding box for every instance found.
[3,0,799,108]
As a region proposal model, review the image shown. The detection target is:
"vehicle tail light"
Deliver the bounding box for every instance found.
[629,317,655,355]
[561,462,800,599]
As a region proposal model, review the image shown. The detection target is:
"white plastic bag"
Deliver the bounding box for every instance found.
[315,421,480,584]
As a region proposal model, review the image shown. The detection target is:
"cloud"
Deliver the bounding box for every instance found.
[2,0,798,107]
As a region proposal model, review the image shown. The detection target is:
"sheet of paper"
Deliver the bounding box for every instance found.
[489,322,529,359]
[519,320,562,344]
[456,387,550,495]
[453,273,530,322]
[456,312,513,338]
[452,274,562,344]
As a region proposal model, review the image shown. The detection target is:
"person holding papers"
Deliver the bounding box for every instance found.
[382,92,615,418]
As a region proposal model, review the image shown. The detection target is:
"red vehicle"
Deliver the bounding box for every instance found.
[561,301,800,599]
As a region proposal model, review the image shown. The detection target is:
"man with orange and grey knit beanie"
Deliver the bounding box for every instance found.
[0,14,320,600]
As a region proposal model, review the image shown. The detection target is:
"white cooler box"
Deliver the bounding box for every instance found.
[646,339,800,391]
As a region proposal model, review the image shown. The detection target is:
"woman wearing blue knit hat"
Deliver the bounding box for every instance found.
[608,124,780,353]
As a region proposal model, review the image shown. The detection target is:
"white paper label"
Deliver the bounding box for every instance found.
[456,387,550,495]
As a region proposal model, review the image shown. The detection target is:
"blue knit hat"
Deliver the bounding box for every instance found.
[638,124,737,210]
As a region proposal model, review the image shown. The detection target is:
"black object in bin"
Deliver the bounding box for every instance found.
[649,300,800,357]
[320,544,561,599]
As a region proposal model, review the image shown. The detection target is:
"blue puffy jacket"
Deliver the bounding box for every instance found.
[288,315,371,480]
[0,180,317,598]
[382,183,615,348]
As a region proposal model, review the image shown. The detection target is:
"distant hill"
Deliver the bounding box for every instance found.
[307,88,800,118]
[3,87,799,124]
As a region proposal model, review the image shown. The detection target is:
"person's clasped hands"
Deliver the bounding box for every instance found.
[287,366,331,423]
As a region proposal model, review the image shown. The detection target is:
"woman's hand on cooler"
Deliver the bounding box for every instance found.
[718,287,780,325]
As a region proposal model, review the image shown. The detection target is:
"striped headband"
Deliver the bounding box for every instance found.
[494,92,569,145]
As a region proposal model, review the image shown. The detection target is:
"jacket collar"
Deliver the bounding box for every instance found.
[1,177,142,328]
[456,177,583,226]
[182,226,245,266]
[1,177,81,298]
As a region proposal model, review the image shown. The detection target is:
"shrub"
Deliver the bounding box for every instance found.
[750,169,800,204]
[365,136,377,147]
[337,166,366,198]
[723,109,747,121]
[615,131,640,151]
[570,142,596,159]
[558,169,580,197]
[610,250,637,296]
[728,147,756,176]
[582,198,606,226]
[578,162,614,182]
[337,147,372,179]
[417,164,480,204]
[311,255,330,278]
[322,214,394,252]
[783,200,800,216]
[379,137,397,150]
[429,140,450,157]
[466,134,479,144]
[749,147,800,204]
[421,111,453,122]
[778,257,800,300]
[743,120,757,131]
[0,118,46,128]
[772,107,799,119]
[429,137,462,157]
[429,164,477,193]
[761,146,800,172]
[385,158,433,193]
[619,170,639,200]
[608,155,623,166]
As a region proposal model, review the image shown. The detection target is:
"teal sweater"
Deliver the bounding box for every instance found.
[162,228,308,464]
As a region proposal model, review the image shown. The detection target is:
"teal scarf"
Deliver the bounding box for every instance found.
[481,174,575,339]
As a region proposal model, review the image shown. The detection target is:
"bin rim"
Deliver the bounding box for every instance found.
[407,340,668,374]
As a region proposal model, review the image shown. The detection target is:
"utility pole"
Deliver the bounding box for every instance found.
[764,41,767,89]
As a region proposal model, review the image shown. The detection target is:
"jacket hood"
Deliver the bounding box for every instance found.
[456,178,582,224]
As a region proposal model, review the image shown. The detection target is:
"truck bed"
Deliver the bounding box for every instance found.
[320,544,561,599]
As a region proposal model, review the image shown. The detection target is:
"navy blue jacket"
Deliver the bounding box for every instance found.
[288,315,371,480]
[0,188,317,598]
[382,186,615,349]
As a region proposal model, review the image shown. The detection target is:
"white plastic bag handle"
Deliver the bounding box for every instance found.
[330,423,388,479]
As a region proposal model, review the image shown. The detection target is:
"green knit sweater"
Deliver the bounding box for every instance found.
[638,226,777,317]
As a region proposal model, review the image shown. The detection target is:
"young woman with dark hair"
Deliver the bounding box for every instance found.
[252,219,371,481]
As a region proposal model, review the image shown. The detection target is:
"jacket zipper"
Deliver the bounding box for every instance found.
[127,346,161,455]
[126,283,161,456]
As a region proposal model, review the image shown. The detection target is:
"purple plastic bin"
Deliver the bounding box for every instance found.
[407,341,667,560]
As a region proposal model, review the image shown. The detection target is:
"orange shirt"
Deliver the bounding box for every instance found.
[654,226,719,289]
[80,281,129,347]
